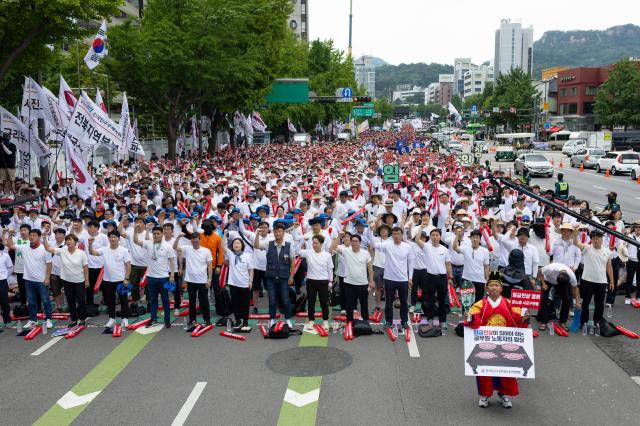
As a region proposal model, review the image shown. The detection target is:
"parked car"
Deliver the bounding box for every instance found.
[495,146,515,162]
[514,153,554,177]
[562,139,587,157]
[448,141,463,152]
[569,148,606,169]
[595,151,640,175]
[631,164,640,181]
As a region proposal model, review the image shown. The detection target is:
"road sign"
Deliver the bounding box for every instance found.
[352,107,374,117]
[361,102,374,108]
[372,113,382,118]
[342,87,353,98]
[335,88,344,97]
[471,105,478,114]
[543,102,549,111]
[336,97,353,103]
[383,164,399,183]
[458,154,472,166]
[544,122,551,130]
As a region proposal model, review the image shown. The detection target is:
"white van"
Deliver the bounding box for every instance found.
[549,131,572,150]
[562,139,587,157]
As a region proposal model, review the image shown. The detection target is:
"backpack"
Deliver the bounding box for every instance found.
[13,305,28,318]
[418,324,442,338]
[352,319,372,336]
[213,280,232,317]
[598,319,622,337]
[268,322,302,339]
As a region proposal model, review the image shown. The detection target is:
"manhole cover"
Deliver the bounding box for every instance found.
[266,347,352,377]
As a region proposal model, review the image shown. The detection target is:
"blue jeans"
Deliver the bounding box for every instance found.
[25,280,52,321]
[384,279,408,324]
[147,277,170,323]
[451,265,464,289]
[265,277,291,320]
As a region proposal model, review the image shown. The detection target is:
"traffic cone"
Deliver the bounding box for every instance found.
[580,163,584,172]
[559,159,564,168]
[551,159,555,166]
[637,175,640,185]
[605,170,610,178]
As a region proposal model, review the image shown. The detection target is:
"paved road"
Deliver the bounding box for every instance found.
[2,293,640,426]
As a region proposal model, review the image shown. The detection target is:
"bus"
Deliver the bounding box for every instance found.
[611,131,640,152]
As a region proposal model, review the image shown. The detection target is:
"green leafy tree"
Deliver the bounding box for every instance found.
[372,96,394,125]
[0,0,121,107]
[483,69,538,131]
[595,58,640,130]
[107,0,293,158]
[450,94,462,111]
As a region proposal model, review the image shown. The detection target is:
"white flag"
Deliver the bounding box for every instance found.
[287,118,297,133]
[66,91,122,152]
[20,76,46,121]
[176,125,186,155]
[118,92,134,155]
[243,114,253,144]
[448,102,462,124]
[64,132,94,199]
[252,111,266,132]
[131,119,144,158]
[95,88,107,113]
[430,112,440,121]
[58,74,77,119]
[358,119,370,134]
[37,85,68,142]
[234,111,245,136]
[0,106,50,171]
[191,115,198,150]
[84,20,108,70]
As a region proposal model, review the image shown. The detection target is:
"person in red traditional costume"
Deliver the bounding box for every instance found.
[466,278,529,409]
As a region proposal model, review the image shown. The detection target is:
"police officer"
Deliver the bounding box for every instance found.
[554,173,569,200]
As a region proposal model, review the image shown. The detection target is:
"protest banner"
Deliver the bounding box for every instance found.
[464,326,535,379]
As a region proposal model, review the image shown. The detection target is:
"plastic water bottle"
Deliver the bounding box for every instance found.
[549,323,555,336]
[588,320,595,336]
[441,322,447,336]
[606,304,613,318]
[42,321,47,335]
[594,323,600,336]
[582,323,588,336]
[226,318,231,332]
[16,320,22,334]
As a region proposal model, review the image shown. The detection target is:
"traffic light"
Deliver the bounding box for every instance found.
[352,96,371,103]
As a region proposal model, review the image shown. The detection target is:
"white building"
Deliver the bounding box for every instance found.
[424,83,440,104]
[392,85,424,103]
[354,56,376,98]
[288,0,309,42]
[494,19,533,77]
[454,58,473,96]
[463,65,494,98]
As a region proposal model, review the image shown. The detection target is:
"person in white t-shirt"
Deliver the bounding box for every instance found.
[299,234,334,332]
[43,233,89,327]
[174,233,213,326]
[133,225,176,328]
[5,228,53,329]
[223,233,253,330]
[89,230,132,328]
[453,229,490,301]
[79,220,108,307]
[0,245,14,326]
[331,232,374,324]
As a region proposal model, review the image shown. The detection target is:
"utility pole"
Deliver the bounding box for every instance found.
[348,0,353,57]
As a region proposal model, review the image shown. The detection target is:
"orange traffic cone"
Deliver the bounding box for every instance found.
[637,175,640,185]
[551,159,555,166]
[559,159,564,168]
[605,169,610,178]
[580,163,584,172]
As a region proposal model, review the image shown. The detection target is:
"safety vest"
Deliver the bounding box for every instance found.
[557,181,569,197]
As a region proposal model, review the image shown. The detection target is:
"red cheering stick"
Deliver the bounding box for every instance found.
[544,216,551,253]
[609,226,617,250]
[449,284,461,308]
[532,330,539,338]
[249,313,280,320]
[340,206,367,225]
[140,271,148,289]
[374,310,384,323]
[333,180,339,196]
[481,226,494,252]
[178,308,190,317]
[93,267,105,294]
[332,315,347,322]
[191,324,203,335]
[112,324,122,337]
[128,318,151,330]
[631,299,640,309]
[51,312,70,320]
[219,265,228,289]
[314,324,329,337]
[193,324,214,337]
[293,256,302,275]
[615,324,640,339]
[295,312,322,318]
[386,326,397,342]
[417,288,422,299]
[405,329,411,343]
[24,326,42,341]
[65,325,85,339]
[274,321,285,333]
[219,331,246,341]
[552,323,568,337]
[259,324,269,337]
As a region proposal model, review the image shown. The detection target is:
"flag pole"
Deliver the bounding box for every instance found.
[76,40,81,97]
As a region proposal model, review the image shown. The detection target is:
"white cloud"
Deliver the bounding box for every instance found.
[308,0,640,65]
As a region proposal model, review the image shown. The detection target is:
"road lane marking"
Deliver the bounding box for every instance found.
[283,389,320,407]
[56,391,101,410]
[631,376,640,387]
[171,382,207,426]
[592,186,606,190]
[30,336,63,356]
[406,320,420,358]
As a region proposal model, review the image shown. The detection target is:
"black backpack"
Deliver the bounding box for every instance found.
[352,319,373,336]
[213,281,232,317]
[268,322,302,339]
[13,305,28,318]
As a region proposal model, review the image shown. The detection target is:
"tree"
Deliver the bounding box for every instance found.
[107,0,294,158]
[372,96,393,125]
[0,0,121,105]
[483,69,538,131]
[450,94,462,111]
[595,58,640,129]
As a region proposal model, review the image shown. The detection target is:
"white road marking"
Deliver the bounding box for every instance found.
[406,320,420,358]
[30,336,63,356]
[592,186,606,190]
[171,382,207,426]
[283,388,320,407]
[631,376,640,387]
[135,324,164,335]
[57,391,101,410]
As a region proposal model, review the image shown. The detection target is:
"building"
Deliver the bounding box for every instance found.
[462,65,494,99]
[392,85,424,103]
[288,0,309,42]
[541,67,569,81]
[557,67,609,117]
[494,19,533,76]
[354,56,376,98]
[423,75,454,107]
[425,83,440,104]
[453,58,473,96]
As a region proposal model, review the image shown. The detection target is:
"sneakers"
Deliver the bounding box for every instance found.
[409,305,415,313]
[105,318,116,328]
[497,393,512,408]
[146,320,158,328]
[401,321,409,330]
[323,320,330,330]
[625,298,632,305]
[67,321,78,328]
[605,303,612,308]
[232,320,242,331]
[340,310,346,315]
[286,319,293,328]
[46,319,53,329]
[478,396,489,408]
[122,318,129,328]
[303,321,315,332]
[173,309,180,317]
[165,322,171,329]
[24,320,38,329]
[269,319,276,327]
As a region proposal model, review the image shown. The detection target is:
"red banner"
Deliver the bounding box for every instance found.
[510,289,542,310]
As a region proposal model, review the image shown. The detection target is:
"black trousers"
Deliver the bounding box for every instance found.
[252,269,266,293]
[472,281,485,302]
[0,279,10,323]
[173,275,183,309]
[425,273,448,322]
[63,280,87,322]
[306,279,329,320]
[411,269,427,306]
[538,280,572,324]
[187,282,210,323]
[229,285,250,323]
[338,276,347,310]
[625,260,640,298]
[294,258,307,292]
[86,267,101,305]
[606,257,622,305]
[580,279,607,324]
[102,281,129,319]
[16,272,26,305]
[129,265,147,303]
[384,279,408,324]
[345,282,369,322]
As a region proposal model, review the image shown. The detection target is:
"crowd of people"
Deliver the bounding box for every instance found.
[0,126,637,409]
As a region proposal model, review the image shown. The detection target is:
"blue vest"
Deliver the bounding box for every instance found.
[265,241,291,279]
